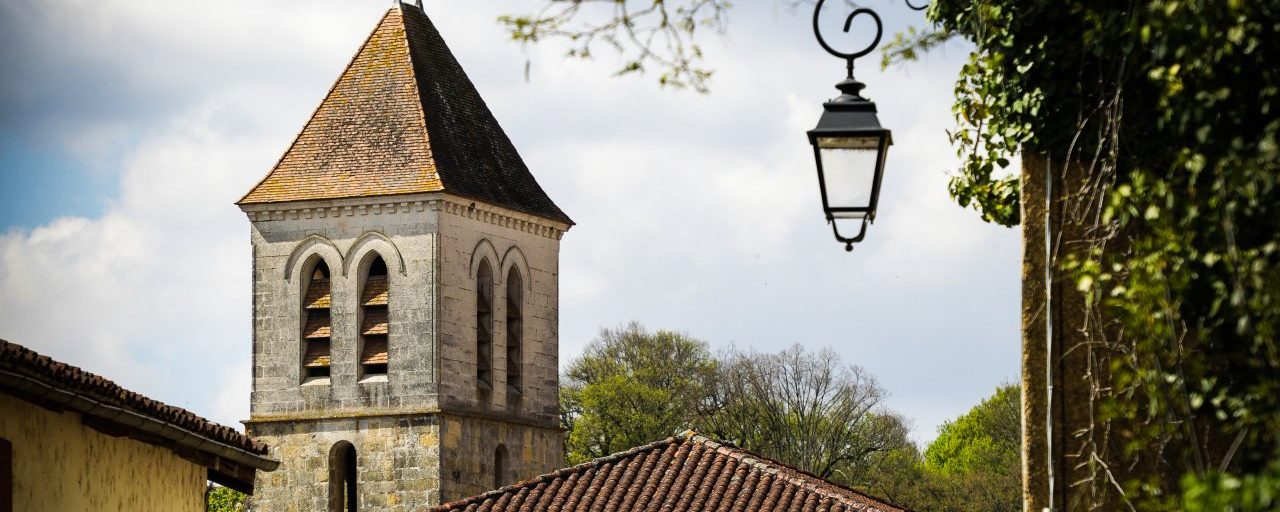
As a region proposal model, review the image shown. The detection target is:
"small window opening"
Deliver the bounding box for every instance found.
[494,445,508,490]
[506,268,523,402]
[359,256,389,379]
[1,437,11,512]
[329,441,358,512]
[476,260,494,392]
[303,261,333,382]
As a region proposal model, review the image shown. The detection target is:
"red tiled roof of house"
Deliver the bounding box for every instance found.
[238,4,572,226]
[0,339,268,456]
[432,431,911,512]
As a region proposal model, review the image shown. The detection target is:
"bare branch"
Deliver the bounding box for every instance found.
[499,0,730,93]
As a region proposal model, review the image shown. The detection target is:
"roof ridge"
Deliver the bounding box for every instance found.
[683,431,914,512]
[396,6,573,225]
[433,429,910,512]
[393,2,446,194]
[432,435,684,511]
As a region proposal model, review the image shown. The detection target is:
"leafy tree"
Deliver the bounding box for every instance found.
[561,322,719,463]
[561,328,1025,511]
[922,384,1021,512]
[206,484,247,512]
[561,325,914,499]
[853,385,1022,512]
[708,344,910,488]
[924,383,1019,477]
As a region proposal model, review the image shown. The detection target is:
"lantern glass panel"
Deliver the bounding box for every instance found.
[817,136,880,217]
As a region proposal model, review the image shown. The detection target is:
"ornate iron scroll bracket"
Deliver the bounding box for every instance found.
[812,0,930,79]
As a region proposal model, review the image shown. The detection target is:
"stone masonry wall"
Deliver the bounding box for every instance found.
[435,197,564,425]
[245,195,442,417]
[249,414,441,511]
[243,194,568,511]
[438,414,565,503]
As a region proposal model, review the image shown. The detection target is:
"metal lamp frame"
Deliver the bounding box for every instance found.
[807,0,926,252]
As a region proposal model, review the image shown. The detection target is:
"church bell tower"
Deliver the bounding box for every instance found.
[238,3,572,509]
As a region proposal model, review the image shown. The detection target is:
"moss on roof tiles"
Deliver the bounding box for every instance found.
[239,5,571,226]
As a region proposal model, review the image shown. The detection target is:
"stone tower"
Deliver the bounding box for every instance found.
[237,3,572,510]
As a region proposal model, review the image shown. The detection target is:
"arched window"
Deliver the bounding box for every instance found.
[359,256,389,378]
[505,268,523,401]
[493,444,508,489]
[476,260,494,391]
[328,441,358,512]
[302,260,333,381]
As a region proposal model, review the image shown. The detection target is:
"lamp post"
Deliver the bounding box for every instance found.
[807,0,925,252]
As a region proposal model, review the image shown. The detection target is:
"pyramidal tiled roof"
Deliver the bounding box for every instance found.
[432,432,911,512]
[239,4,571,225]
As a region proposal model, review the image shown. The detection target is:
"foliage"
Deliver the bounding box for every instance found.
[707,344,910,487]
[1182,458,1280,512]
[924,383,1019,477]
[561,324,1026,510]
[922,384,1021,511]
[832,385,1023,512]
[499,0,729,93]
[206,484,247,512]
[919,0,1280,509]
[563,324,911,482]
[561,322,719,463]
[561,325,913,495]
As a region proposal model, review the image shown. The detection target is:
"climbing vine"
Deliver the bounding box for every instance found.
[914,0,1280,509]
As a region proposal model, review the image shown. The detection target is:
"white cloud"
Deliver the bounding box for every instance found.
[0,93,286,425]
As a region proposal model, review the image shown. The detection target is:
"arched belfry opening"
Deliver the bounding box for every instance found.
[360,256,389,378]
[302,259,333,381]
[329,441,358,512]
[476,260,494,394]
[505,267,523,403]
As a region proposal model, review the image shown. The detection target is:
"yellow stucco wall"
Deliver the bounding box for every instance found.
[0,393,207,512]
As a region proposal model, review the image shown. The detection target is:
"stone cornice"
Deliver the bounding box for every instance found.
[244,407,562,431]
[239,193,438,223]
[239,193,568,241]
[440,196,568,240]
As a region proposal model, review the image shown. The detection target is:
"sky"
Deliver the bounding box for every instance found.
[0,0,1020,446]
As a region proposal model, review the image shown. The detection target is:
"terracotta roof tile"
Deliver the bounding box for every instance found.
[239,5,571,226]
[432,432,911,512]
[0,339,268,455]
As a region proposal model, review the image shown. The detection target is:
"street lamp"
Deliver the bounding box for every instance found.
[808,0,924,252]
